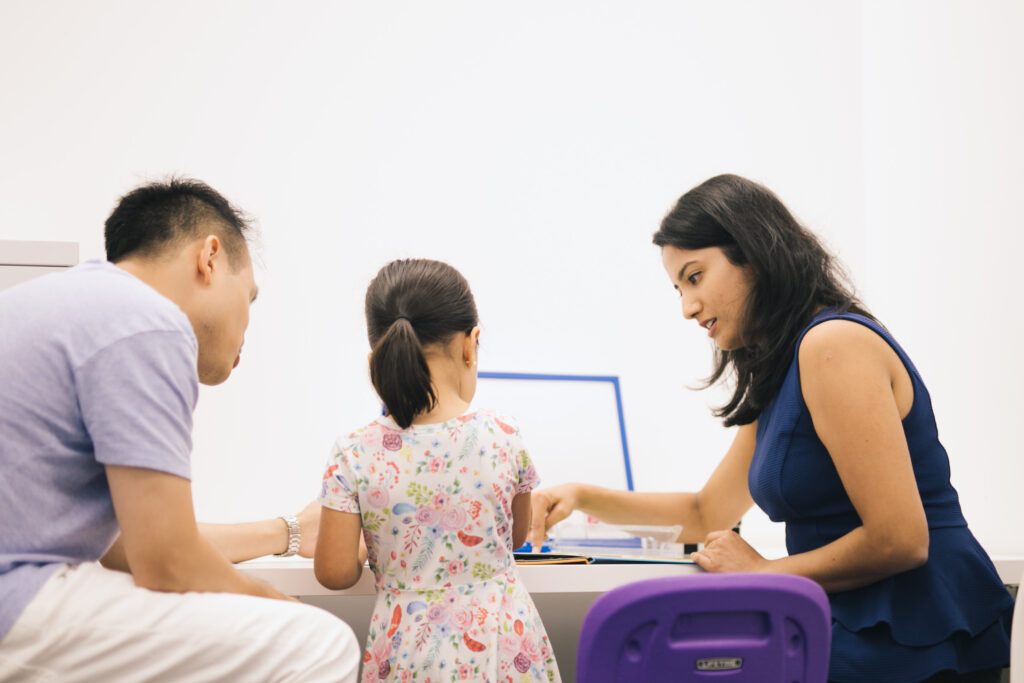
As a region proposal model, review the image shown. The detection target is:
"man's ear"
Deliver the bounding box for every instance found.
[195,235,221,285]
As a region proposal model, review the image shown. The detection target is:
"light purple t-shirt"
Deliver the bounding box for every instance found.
[0,260,198,640]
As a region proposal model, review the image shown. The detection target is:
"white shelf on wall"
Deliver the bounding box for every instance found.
[0,240,80,292]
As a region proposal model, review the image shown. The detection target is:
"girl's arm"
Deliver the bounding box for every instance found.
[313,506,365,590]
[511,492,532,549]
[693,319,929,592]
[527,422,758,546]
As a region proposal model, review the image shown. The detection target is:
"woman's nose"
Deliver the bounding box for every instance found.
[681,294,701,320]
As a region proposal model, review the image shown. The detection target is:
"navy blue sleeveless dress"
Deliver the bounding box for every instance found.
[748,310,1012,682]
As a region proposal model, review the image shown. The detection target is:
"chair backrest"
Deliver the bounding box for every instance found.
[1011,570,1024,683]
[577,572,832,683]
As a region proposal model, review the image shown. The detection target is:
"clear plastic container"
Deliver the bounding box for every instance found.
[548,511,684,551]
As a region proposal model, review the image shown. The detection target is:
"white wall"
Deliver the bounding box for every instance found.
[2,1,1015,555]
[862,0,1024,554]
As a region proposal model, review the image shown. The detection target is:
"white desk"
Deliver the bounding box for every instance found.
[240,556,700,597]
[240,555,1024,681]
[241,558,697,681]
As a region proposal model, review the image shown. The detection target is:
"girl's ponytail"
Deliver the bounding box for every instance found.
[365,259,479,428]
[369,318,435,429]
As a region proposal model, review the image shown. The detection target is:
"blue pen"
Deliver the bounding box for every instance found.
[514,540,552,553]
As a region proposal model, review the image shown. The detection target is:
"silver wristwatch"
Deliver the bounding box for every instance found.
[275,515,301,557]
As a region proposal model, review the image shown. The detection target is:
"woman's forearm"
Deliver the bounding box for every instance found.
[763,525,928,593]
[575,485,709,540]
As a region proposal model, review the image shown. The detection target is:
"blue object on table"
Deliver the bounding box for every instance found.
[514,540,551,553]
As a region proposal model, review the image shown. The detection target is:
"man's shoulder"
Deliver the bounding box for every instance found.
[1,261,196,369]
[70,261,191,330]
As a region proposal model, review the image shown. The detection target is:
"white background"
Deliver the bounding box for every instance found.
[1,1,1021,554]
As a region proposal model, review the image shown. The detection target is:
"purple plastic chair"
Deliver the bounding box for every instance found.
[577,573,831,682]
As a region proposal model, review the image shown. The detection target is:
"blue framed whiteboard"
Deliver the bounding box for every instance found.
[475,371,634,491]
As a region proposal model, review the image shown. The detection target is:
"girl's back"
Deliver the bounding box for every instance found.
[321,409,561,682]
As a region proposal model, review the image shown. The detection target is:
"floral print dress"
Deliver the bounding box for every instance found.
[319,409,561,683]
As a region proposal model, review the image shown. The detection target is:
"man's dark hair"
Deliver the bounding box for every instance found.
[653,174,872,427]
[104,178,251,268]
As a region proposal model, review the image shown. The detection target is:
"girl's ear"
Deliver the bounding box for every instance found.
[463,326,481,367]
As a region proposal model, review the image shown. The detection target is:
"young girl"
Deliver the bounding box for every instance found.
[315,258,561,683]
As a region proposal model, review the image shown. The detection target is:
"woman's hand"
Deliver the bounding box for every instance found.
[690,530,769,573]
[295,500,321,558]
[528,484,582,548]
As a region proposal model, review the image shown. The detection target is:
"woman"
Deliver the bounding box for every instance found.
[528,174,1012,682]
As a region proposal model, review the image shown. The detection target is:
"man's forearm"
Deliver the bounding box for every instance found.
[133,534,291,600]
[198,518,289,563]
[100,536,130,572]
[101,517,289,570]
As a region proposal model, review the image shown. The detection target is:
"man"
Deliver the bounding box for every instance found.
[0,179,360,681]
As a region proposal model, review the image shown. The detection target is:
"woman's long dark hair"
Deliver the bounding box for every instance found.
[653,174,872,427]
[365,259,478,429]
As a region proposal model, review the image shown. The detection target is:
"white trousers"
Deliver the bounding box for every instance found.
[0,563,359,682]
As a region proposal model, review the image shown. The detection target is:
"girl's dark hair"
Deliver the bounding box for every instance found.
[653,174,872,427]
[365,259,479,429]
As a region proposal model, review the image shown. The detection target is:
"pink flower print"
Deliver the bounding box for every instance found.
[513,652,531,674]
[540,645,551,661]
[498,633,520,657]
[415,507,440,525]
[382,432,402,451]
[451,607,474,632]
[429,456,445,473]
[458,663,471,679]
[366,486,389,509]
[521,463,539,488]
[446,559,464,576]
[426,604,449,625]
[362,666,376,683]
[521,633,542,663]
[433,492,450,508]
[372,636,390,662]
[440,507,467,531]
